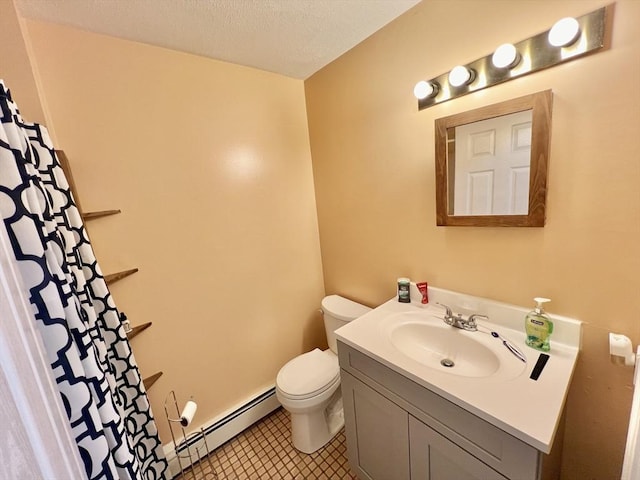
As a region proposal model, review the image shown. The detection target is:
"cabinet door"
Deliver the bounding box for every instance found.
[341,370,410,480]
[410,416,508,480]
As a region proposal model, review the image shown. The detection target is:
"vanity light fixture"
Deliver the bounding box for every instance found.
[415,4,609,110]
[448,66,475,87]
[548,17,581,47]
[491,43,520,69]
[413,80,439,100]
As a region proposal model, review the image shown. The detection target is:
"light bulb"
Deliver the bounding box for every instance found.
[448,66,473,87]
[413,81,437,99]
[492,43,520,69]
[548,17,581,47]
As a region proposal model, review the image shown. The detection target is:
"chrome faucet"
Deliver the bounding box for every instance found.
[438,303,485,332]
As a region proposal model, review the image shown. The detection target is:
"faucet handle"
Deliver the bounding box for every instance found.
[468,314,488,323]
[437,303,453,318]
[437,303,457,326]
[465,314,487,331]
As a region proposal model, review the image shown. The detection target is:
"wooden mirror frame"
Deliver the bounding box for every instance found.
[435,90,552,227]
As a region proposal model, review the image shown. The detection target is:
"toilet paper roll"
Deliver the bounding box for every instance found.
[180,400,197,427]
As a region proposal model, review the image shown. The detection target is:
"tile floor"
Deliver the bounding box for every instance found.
[176,407,358,479]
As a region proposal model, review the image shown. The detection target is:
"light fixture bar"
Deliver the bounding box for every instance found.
[417,5,608,110]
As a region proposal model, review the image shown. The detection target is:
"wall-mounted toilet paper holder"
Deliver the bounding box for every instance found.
[610,333,639,367]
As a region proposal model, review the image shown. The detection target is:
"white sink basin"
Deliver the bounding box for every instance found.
[380,311,526,379]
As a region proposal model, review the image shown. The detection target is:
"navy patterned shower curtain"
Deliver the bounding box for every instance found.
[0,80,169,480]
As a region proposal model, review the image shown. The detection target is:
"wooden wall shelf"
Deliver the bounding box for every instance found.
[105,268,139,285]
[58,150,162,396]
[127,322,152,340]
[143,372,163,390]
[83,210,121,220]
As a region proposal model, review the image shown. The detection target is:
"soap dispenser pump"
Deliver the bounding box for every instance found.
[525,297,553,352]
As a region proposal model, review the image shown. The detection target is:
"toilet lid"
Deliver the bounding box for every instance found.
[277,348,339,399]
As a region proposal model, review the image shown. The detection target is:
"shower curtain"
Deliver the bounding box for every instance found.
[0,80,169,480]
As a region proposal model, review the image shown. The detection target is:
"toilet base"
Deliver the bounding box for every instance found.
[289,394,344,454]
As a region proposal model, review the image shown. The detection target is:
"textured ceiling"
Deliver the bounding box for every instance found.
[14,0,422,79]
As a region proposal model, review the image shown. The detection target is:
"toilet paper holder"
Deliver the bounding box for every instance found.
[610,333,639,367]
[164,390,217,479]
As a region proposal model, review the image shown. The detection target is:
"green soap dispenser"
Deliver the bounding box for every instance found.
[525,297,553,352]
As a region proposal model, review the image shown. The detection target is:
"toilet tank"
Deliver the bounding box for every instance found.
[321,295,371,354]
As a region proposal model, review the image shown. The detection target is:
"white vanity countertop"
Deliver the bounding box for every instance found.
[335,286,581,453]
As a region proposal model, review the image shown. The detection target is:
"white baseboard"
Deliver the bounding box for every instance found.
[163,386,281,478]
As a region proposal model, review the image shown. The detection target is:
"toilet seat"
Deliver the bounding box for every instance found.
[276,349,339,400]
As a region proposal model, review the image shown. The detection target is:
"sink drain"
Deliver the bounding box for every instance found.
[440,358,455,368]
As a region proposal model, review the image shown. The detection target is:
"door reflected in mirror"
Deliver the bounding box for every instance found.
[435,90,552,227]
[451,110,532,216]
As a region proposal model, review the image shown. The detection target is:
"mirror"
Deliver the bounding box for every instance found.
[435,90,552,226]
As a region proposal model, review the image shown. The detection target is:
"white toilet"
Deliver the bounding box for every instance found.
[276,295,371,454]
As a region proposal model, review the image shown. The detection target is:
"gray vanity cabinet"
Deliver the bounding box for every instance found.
[338,341,542,480]
[341,371,410,480]
[409,416,508,480]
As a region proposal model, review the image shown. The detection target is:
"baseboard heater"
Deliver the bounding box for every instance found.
[165,386,280,478]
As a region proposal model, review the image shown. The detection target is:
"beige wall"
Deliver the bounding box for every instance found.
[305,0,639,478]
[21,20,326,443]
[0,0,44,123]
